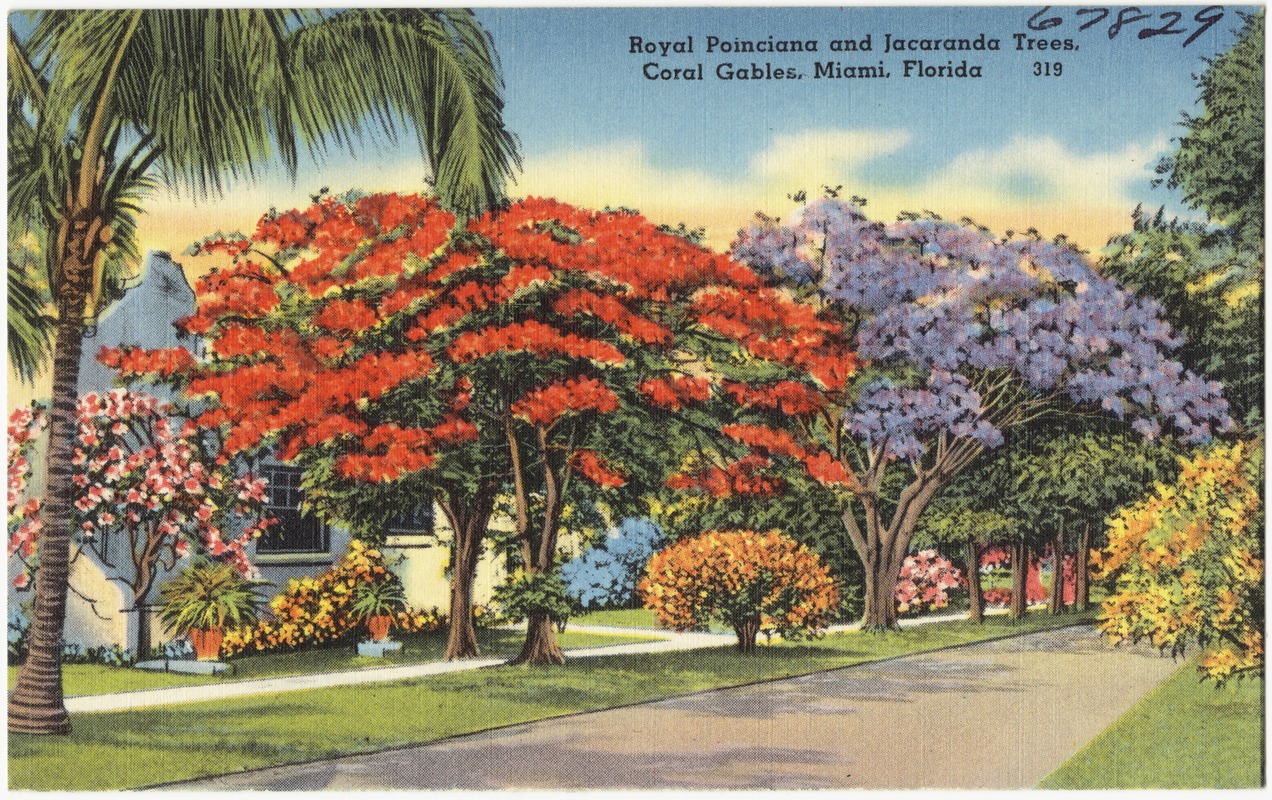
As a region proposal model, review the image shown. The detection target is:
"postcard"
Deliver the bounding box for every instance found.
[6,5,1264,791]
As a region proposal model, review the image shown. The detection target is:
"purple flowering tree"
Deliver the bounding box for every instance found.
[732,198,1233,630]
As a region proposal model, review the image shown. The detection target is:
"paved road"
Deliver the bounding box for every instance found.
[177,626,1180,790]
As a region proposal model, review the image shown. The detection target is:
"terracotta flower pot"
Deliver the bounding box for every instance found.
[366,614,393,642]
[189,627,224,661]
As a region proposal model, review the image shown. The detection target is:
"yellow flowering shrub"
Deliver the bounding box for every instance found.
[1093,442,1262,683]
[640,529,839,653]
[221,540,446,656]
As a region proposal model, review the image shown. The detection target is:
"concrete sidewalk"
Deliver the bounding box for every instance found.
[64,613,972,714]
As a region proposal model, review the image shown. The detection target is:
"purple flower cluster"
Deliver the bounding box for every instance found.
[732,198,1232,460]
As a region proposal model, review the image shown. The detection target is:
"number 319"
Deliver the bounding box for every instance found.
[1033,61,1063,76]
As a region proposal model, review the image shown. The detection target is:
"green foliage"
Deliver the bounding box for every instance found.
[1158,11,1264,243]
[492,570,576,625]
[350,576,408,620]
[1101,209,1262,430]
[157,560,269,634]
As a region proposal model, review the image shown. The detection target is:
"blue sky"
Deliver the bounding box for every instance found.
[122,6,1256,255]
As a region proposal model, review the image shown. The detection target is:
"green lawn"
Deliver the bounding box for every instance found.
[7,628,660,697]
[1040,661,1264,789]
[571,607,661,628]
[12,610,1091,790]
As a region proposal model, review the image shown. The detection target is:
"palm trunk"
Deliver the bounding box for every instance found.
[1009,538,1028,620]
[9,294,87,735]
[1075,522,1092,611]
[1049,522,1065,615]
[509,611,565,665]
[966,539,983,624]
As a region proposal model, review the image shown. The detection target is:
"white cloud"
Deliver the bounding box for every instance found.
[516,129,1171,250]
[136,128,1173,260]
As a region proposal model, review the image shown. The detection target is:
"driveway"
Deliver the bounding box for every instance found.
[176,626,1180,790]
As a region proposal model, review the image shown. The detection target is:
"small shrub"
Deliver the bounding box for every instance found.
[492,570,575,631]
[641,529,839,653]
[894,549,964,615]
[560,517,666,609]
[221,540,443,657]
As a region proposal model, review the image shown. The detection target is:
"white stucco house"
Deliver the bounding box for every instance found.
[8,252,509,654]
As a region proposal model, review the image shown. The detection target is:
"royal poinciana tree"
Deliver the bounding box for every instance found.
[110,193,855,665]
[724,198,1233,629]
[7,391,271,654]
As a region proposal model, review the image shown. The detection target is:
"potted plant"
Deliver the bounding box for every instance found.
[158,559,268,660]
[351,578,407,642]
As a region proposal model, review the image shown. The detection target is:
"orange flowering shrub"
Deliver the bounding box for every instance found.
[1093,442,1263,683]
[220,540,445,656]
[640,530,840,653]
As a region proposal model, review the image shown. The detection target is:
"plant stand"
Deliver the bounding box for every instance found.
[357,639,403,658]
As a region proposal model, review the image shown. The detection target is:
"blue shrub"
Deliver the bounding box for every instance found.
[560,518,666,610]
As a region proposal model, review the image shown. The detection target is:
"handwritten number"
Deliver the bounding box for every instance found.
[1108,7,1151,40]
[1139,12,1185,39]
[1028,6,1064,31]
[1075,8,1110,31]
[1185,6,1225,48]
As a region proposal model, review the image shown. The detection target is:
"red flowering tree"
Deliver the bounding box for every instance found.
[109,192,857,665]
[7,391,270,654]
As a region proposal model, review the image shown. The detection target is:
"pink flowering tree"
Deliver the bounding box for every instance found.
[8,406,47,589]
[7,390,272,654]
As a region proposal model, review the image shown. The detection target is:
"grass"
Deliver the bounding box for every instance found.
[7,628,661,697]
[572,607,661,628]
[11,609,1092,790]
[1040,661,1264,789]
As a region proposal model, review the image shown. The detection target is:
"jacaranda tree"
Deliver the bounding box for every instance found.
[727,198,1233,629]
[112,193,856,666]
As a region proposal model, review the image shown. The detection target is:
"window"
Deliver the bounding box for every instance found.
[386,506,435,538]
[256,464,328,555]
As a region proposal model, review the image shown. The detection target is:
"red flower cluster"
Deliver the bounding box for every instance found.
[722,380,826,415]
[448,320,626,365]
[638,375,713,410]
[553,289,672,345]
[570,449,626,487]
[98,346,196,378]
[666,454,783,497]
[512,377,620,427]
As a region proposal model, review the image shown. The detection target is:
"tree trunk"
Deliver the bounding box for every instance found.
[508,611,565,665]
[9,292,88,735]
[733,616,761,654]
[861,553,901,631]
[1009,538,1028,620]
[847,477,945,633]
[1049,522,1065,615]
[966,539,983,624]
[439,483,496,661]
[1075,522,1092,611]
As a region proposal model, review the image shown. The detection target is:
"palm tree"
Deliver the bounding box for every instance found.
[7,8,519,735]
